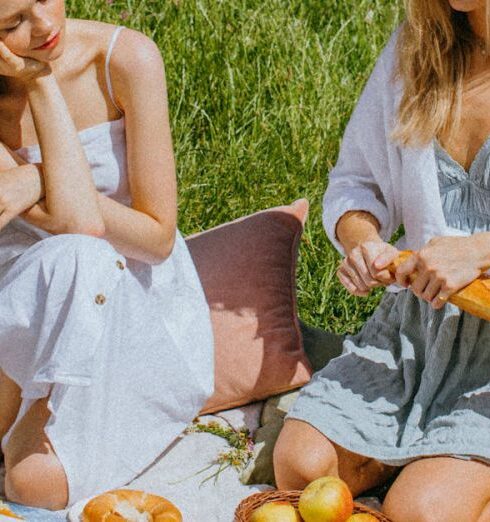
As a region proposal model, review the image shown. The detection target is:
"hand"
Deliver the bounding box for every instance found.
[394,235,483,309]
[0,41,51,83]
[0,167,43,230]
[336,240,400,296]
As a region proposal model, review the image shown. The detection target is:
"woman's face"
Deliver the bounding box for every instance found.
[0,0,66,62]
[448,0,486,12]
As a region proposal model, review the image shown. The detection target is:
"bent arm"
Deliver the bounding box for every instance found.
[24,72,105,235]
[323,28,402,257]
[0,141,64,234]
[1,30,179,263]
[336,210,384,255]
[0,154,173,263]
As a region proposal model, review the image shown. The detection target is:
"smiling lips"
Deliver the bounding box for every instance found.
[34,30,60,50]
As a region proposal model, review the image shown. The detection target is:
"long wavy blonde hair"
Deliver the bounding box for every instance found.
[391,0,490,148]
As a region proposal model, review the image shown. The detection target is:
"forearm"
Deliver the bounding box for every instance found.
[3,162,45,207]
[13,166,172,260]
[96,193,175,265]
[335,210,384,255]
[25,74,104,233]
[0,162,56,234]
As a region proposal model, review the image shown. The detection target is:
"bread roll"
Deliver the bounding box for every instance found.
[81,489,182,522]
[388,250,490,321]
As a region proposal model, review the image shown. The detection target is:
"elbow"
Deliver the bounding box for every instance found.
[157,228,176,263]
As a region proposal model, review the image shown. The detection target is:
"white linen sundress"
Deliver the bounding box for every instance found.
[0,25,214,508]
[286,134,490,467]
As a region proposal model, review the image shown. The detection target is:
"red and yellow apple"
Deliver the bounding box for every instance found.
[250,501,302,522]
[298,476,354,522]
[346,514,379,521]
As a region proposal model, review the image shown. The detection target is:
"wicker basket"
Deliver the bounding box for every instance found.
[234,490,392,522]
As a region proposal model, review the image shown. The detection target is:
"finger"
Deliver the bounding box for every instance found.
[373,249,400,271]
[361,244,398,284]
[340,262,370,292]
[373,268,396,285]
[410,271,430,298]
[431,292,448,310]
[0,209,13,231]
[347,250,380,288]
[0,44,24,71]
[395,255,418,287]
[337,270,369,296]
[360,243,381,280]
[338,263,370,293]
[421,278,443,304]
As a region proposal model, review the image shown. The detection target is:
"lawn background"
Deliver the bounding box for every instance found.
[68,0,405,334]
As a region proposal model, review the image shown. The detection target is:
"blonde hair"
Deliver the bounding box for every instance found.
[391,0,490,148]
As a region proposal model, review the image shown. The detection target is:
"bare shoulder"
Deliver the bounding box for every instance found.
[105,27,166,109]
[63,18,131,71]
[109,25,162,69]
[59,20,163,98]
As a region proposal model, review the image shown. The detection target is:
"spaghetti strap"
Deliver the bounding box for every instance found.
[105,26,125,115]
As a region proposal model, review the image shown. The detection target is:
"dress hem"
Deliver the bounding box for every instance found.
[284,413,490,467]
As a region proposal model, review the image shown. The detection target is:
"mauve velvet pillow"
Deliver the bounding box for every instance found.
[185,199,313,415]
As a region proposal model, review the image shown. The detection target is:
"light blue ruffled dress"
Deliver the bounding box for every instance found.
[286,137,490,466]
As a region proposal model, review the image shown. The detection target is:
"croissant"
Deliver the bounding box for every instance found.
[81,489,182,522]
[388,250,490,321]
[0,501,24,520]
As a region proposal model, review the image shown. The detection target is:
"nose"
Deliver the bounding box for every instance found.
[30,5,55,38]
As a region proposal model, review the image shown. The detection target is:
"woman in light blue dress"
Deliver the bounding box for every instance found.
[275,1,490,521]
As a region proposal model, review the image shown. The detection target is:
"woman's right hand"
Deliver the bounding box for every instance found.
[336,240,401,296]
[0,41,50,83]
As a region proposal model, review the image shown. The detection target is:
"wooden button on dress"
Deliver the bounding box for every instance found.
[95,294,106,305]
[116,260,125,270]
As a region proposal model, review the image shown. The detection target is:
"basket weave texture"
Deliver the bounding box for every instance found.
[234,490,392,522]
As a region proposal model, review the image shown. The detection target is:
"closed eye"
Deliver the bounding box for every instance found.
[2,0,45,33]
[5,23,21,32]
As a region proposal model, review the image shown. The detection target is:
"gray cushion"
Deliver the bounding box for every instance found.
[240,322,344,486]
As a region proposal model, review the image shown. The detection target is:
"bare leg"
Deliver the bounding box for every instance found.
[4,393,68,510]
[274,418,399,497]
[382,457,490,522]
[0,369,22,447]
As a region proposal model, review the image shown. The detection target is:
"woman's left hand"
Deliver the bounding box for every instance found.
[0,167,41,230]
[395,235,486,310]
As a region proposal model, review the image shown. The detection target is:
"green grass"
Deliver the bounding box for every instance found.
[68,0,404,334]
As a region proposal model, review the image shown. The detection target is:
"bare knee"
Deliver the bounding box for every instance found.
[0,369,22,441]
[5,454,68,511]
[273,419,338,490]
[383,480,481,522]
[383,484,433,522]
[4,395,68,512]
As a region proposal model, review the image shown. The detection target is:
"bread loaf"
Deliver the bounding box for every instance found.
[388,250,490,321]
[81,489,182,522]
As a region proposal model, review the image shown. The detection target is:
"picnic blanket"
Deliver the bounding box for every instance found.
[0,401,273,521]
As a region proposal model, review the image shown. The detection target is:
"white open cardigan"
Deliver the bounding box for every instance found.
[322,25,470,293]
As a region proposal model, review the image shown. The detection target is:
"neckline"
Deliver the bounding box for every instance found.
[14,115,125,153]
[434,135,490,177]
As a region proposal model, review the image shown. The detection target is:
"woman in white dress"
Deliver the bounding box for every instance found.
[0,0,214,511]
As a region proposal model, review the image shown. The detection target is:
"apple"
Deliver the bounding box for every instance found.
[298,476,354,522]
[250,501,302,522]
[345,513,379,522]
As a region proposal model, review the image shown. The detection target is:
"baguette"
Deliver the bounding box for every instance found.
[388,250,490,321]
